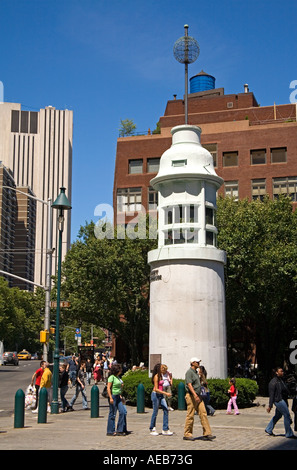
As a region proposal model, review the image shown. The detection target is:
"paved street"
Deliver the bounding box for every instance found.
[1,381,297,455]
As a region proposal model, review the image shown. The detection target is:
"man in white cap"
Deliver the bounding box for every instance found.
[183,357,216,441]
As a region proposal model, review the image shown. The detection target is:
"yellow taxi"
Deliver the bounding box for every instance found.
[17,350,32,360]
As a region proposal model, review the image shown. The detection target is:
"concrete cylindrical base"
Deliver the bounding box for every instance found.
[149,259,227,379]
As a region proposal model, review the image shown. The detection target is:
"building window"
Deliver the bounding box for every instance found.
[251,149,266,165]
[205,207,214,225]
[224,181,239,199]
[172,159,187,167]
[20,111,29,133]
[11,110,20,132]
[273,177,297,201]
[223,151,238,167]
[117,187,142,212]
[206,231,216,246]
[163,204,199,245]
[203,143,217,167]
[148,186,158,210]
[11,110,38,134]
[164,228,199,245]
[147,158,160,173]
[252,179,266,200]
[128,159,143,174]
[271,147,287,164]
[164,204,198,225]
[30,112,38,134]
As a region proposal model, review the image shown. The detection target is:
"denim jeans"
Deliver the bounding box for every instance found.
[265,399,294,437]
[69,370,77,386]
[60,385,69,409]
[150,391,169,431]
[107,394,127,434]
[70,384,88,409]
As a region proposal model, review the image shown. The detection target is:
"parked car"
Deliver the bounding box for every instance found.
[3,351,19,366]
[17,350,31,360]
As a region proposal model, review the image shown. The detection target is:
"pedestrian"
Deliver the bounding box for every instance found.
[39,361,53,412]
[183,357,216,441]
[103,356,110,382]
[67,354,78,387]
[106,363,127,436]
[93,358,101,384]
[69,361,89,410]
[226,378,239,415]
[265,367,296,438]
[149,363,173,436]
[161,364,174,411]
[59,364,71,412]
[85,358,93,385]
[31,360,45,410]
[198,365,215,416]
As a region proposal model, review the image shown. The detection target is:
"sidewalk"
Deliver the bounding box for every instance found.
[1,382,297,452]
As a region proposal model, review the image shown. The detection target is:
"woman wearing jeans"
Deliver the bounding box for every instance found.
[107,364,127,436]
[149,363,173,436]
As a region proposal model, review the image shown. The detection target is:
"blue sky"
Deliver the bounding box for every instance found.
[0,0,296,241]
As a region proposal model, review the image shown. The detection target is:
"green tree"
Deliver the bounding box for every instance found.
[217,195,297,379]
[119,119,136,137]
[0,277,44,351]
[61,217,157,364]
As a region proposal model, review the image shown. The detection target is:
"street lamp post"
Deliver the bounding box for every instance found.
[2,186,53,361]
[51,187,71,414]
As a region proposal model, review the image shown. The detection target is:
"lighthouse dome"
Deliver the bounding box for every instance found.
[150,125,222,189]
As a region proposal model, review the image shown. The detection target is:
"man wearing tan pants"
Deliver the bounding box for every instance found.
[183,358,216,441]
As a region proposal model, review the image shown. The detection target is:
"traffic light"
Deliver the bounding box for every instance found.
[40,330,49,343]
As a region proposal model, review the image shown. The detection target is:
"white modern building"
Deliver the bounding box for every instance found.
[0,102,73,288]
[148,124,227,379]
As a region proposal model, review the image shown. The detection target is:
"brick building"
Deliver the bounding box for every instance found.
[113,75,297,221]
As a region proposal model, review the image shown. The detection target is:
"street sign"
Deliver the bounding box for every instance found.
[50,301,71,308]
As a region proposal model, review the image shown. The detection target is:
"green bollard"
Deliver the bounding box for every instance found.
[14,389,25,428]
[38,387,48,423]
[137,383,145,413]
[178,382,186,410]
[91,385,99,418]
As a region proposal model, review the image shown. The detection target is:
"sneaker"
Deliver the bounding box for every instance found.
[162,430,173,436]
[202,435,216,441]
[150,427,159,436]
[168,407,174,411]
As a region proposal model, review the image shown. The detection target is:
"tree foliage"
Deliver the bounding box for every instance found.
[61,218,157,364]
[0,277,44,351]
[59,195,297,377]
[119,119,136,137]
[217,195,297,378]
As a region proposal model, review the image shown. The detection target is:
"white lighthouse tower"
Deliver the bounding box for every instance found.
[147,26,227,379]
[148,124,227,379]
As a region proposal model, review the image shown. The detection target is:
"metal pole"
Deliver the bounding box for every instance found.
[51,209,63,414]
[184,24,189,125]
[1,186,53,361]
[185,63,188,124]
[43,198,52,361]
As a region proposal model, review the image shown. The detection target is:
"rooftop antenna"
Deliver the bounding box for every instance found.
[173,25,200,124]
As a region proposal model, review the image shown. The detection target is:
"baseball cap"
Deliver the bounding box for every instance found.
[190,357,201,364]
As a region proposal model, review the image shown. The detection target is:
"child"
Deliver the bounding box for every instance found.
[226,378,239,415]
